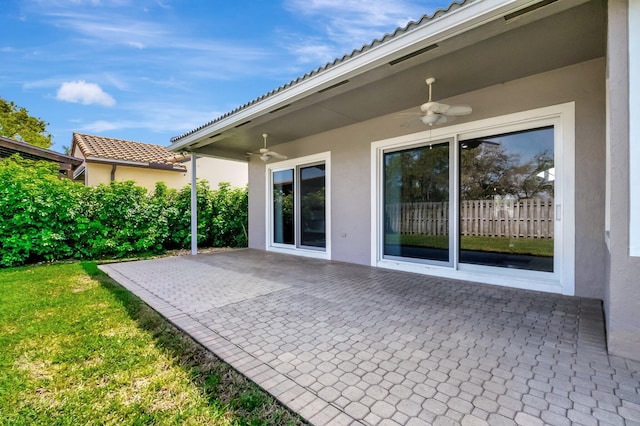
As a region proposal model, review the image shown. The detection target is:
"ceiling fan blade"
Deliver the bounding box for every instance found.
[268,151,287,160]
[444,105,472,116]
[400,116,423,127]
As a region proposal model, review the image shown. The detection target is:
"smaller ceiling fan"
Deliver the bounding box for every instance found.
[406,77,473,126]
[249,133,287,162]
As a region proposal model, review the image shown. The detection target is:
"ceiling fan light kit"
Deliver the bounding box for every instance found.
[420,112,446,125]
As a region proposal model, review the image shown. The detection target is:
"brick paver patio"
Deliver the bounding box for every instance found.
[100,249,640,426]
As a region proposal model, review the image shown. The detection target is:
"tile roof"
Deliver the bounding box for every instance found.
[170,0,471,143]
[73,133,186,170]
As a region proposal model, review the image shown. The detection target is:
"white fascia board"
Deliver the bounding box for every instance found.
[169,0,538,152]
[630,0,640,256]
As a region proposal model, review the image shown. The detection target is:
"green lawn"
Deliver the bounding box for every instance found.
[386,234,553,257]
[0,262,305,425]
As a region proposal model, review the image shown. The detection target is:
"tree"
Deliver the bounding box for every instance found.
[0,97,52,148]
[460,143,554,200]
[385,144,450,204]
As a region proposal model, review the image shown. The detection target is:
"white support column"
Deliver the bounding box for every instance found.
[629,0,640,255]
[191,152,198,256]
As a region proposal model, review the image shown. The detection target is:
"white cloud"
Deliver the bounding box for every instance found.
[289,41,336,65]
[56,80,116,106]
[80,120,119,132]
[283,0,425,64]
[77,102,222,134]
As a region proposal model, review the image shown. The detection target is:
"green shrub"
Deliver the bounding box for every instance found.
[0,155,248,267]
[211,182,248,247]
[165,179,215,248]
[85,181,167,257]
[0,156,84,266]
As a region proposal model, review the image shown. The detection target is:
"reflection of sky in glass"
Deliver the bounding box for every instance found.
[472,126,554,163]
[301,164,325,179]
[273,169,293,185]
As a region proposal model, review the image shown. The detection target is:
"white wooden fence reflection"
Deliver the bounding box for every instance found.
[386,198,554,239]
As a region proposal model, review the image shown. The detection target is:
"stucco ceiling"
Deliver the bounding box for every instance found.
[188,0,605,161]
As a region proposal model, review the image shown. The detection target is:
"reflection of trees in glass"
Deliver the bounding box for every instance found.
[517,149,554,199]
[301,187,325,230]
[385,144,449,203]
[460,144,553,200]
[273,189,293,243]
[274,189,293,213]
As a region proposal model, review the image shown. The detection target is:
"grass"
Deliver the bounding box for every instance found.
[386,234,554,257]
[0,262,306,426]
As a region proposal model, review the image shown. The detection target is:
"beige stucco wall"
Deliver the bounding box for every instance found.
[605,0,640,360]
[84,157,247,192]
[85,162,188,191]
[249,58,606,299]
[176,157,248,189]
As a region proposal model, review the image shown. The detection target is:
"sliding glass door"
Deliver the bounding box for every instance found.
[383,140,451,264]
[459,127,554,272]
[273,170,294,245]
[374,104,573,293]
[300,164,326,248]
[380,128,554,273]
[271,161,326,251]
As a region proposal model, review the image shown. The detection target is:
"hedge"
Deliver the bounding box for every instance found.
[0,155,248,267]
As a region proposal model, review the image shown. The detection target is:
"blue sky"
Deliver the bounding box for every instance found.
[2,0,451,152]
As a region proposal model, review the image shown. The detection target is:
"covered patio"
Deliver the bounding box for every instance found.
[100,249,640,425]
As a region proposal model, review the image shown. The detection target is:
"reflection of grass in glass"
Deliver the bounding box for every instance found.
[461,236,553,257]
[386,234,553,257]
[386,234,449,249]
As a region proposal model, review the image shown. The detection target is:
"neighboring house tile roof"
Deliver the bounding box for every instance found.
[171,0,471,143]
[73,133,186,170]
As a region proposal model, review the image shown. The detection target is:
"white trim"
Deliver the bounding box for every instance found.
[190,152,198,256]
[266,152,332,260]
[371,102,575,295]
[629,0,640,256]
[605,76,611,249]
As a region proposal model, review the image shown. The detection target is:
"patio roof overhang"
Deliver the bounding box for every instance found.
[168,0,605,161]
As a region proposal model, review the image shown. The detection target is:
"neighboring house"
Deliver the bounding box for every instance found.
[0,135,82,178]
[168,0,640,360]
[71,133,247,191]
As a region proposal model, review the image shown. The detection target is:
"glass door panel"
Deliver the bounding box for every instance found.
[383,142,450,262]
[273,169,294,245]
[300,164,326,248]
[459,126,554,272]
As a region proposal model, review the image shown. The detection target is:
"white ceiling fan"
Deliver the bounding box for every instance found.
[408,77,473,126]
[249,133,287,162]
